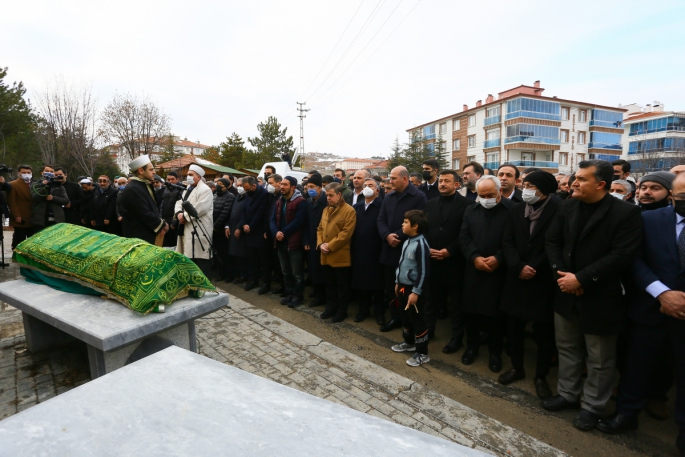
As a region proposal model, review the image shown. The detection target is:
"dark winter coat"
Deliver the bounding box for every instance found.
[119,179,166,245]
[239,185,270,249]
[213,190,235,231]
[459,199,512,316]
[62,181,85,225]
[545,193,642,335]
[80,190,93,225]
[424,192,475,275]
[271,190,307,250]
[161,187,182,224]
[228,193,248,258]
[500,196,560,322]
[30,182,69,227]
[351,198,384,290]
[303,191,327,285]
[377,183,427,267]
[418,181,440,201]
[89,185,118,226]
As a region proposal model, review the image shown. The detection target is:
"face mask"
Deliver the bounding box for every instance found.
[422,171,432,181]
[674,200,685,217]
[264,173,271,180]
[119,185,126,190]
[609,192,625,200]
[480,198,497,209]
[521,188,540,204]
[237,187,245,195]
[267,184,276,194]
[362,187,374,198]
[185,178,194,186]
[20,173,31,182]
[307,189,318,198]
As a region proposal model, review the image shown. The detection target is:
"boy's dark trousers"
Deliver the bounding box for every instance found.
[397,284,428,355]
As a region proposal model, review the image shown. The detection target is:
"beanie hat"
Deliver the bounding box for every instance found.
[640,171,675,190]
[284,176,298,187]
[523,171,558,195]
[308,174,322,187]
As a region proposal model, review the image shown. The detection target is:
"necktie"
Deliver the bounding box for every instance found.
[678,222,685,271]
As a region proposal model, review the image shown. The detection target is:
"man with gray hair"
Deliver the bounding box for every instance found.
[610,179,633,202]
[459,175,512,372]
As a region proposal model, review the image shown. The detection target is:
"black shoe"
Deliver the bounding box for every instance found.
[380,318,401,332]
[354,312,369,323]
[596,412,638,435]
[375,315,386,326]
[427,329,436,341]
[244,280,259,291]
[498,368,525,385]
[541,394,580,412]
[309,298,324,308]
[461,347,478,365]
[573,409,600,431]
[257,284,271,295]
[320,309,336,319]
[442,338,463,354]
[676,434,685,457]
[331,312,347,323]
[489,354,502,373]
[288,297,302,308]
[534,377,552,399]
[280,296,293,305]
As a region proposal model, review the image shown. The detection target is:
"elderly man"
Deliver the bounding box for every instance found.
[596,173,685,456]
[79,178,94,227]
[638,171,674,212]
[459,161,483,201]
[544,160,642,432]
[497,163,523,202]
[119,155,169,245]
[318,183,357,323]
[90,175,119,234]
[345,169,370,206]
[459,175,512,372]
[174,165,214,274]
[377,166,427,331]
[115,176,129,223]
[610,179,633,202]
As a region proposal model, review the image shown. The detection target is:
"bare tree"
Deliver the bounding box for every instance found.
[100,92,171,164]
[34,77,101,175]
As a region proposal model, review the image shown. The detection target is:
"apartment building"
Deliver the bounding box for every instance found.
[621,102,685,174]
[407,81,626,174]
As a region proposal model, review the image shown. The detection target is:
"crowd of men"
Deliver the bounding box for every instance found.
[2,155,684,453]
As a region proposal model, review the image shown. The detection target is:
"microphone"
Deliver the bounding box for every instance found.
[182,200,199,219]
[165,181,187,191]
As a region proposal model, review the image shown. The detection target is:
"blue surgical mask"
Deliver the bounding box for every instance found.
[118,185,126,190]
[307,189,318,198]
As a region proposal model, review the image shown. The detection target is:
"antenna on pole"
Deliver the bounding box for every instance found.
[294,102,310,169]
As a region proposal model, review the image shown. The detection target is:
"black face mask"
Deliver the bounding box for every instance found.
[422,171,432,181]
[556,190,570,200]
[674,200,685,217]
[247,189,256,197]
[639,197,669,212]
[613,175,621,181]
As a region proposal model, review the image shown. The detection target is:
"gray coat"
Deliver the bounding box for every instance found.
[30,182,69,227]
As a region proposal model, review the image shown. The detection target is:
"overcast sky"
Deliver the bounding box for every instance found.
[3,0,684,159]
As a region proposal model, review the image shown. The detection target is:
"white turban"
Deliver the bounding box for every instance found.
[188,164,205,177]
[129,154,151,172]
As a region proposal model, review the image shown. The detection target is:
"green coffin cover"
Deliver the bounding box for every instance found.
[13,224,215,314]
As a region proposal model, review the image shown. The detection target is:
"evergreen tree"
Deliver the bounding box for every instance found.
[156,134,183,165]
[217,132,247,168]
[0,67,41,169]
[434,132,449,170]
[247,116,296,167]
[201,146,222,164]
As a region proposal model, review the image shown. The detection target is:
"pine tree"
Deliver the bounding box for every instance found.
[247,116,296,167]
[217,132,247,168]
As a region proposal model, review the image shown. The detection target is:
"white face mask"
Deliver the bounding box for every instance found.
[267,184,276,194]
[185,177,194,186]
[521,188,541,204]
[480,198,498,209]
[20,173,32,182]
[362,187,374,198]
[610,192,625,200]
[237,186,245,195]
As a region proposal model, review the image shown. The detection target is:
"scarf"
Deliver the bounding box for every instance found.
[524,196,551,235]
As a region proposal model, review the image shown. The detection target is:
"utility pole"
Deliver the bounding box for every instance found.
[296,102,310,169]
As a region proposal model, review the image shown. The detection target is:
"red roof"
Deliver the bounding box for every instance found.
[157,155,201,169]
[623,112,663,122]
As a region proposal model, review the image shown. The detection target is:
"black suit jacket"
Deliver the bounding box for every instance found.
[239,185,270,248]
[545,193,642,334]
[377,183,427,266]
[630,206,685,326]
[424,192,474,275]
[505,188,523,203]
[419,181,440,201]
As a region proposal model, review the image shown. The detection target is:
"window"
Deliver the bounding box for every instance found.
[579,110,587,122]
[505,124,560,145]
[560,153,568,165]
[521,152,534,162]
[589,132,622,150]
[578,131,586,144]
[453,139,460,150]
[486,129,499,140]
[577,153,585,162]
[484,128,500,148]
[544,153,552,162]
[560,129,569,143]
[629,116,685,135]
[453,119,460,130]
[485,152,499,166]
[467,135,476,148]
[505,97,561,121]
[453,158,460,170]
[590,109,623,128]
[486,106,500,117]
[561,107,570,120]
[468,115,476,127]
[467,155,476,162]
[439,123,446,134]
[628,137,685,155]
[423,125,436,139]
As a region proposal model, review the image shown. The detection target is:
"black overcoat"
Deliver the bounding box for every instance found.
[545,193,642,335]
[302,193,327,285]
[119,180,165,244]
[239,185,269,249]
[89,185,118,225]
[63,181,85,225]
[228,194,248,258]
[377,184,427,267]
[500,196,560,322]
[459,199,512,316]
[351,198,384,290]
[213,190,235,231]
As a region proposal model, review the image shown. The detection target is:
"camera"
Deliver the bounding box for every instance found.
[42,172,63,186]
[0,164,12,173]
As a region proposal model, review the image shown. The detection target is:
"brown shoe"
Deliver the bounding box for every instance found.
[646,399,669,421]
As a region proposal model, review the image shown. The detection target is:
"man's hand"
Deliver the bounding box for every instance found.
[483,256,499,271]
[405,293,419,312]
[118,216,122,222]
[657,290,685,319]
[430,248,451,260]
[276,231,285,241]
[474,256,493,272]
[320,242,330,254]
[178,213,186,224]
[0,176,5,184]
[557,271,582,294]
[46,194,53,201]
[304,244,310,251]
[234,229,241,239]
[14,217,22,224]
[65,202,71,209]
[90,220,96,227]
[104,219,110,225]
[160,223,169,237]
[386,233,401,247]
[243,225,251,233]
[519,265,536,280]
[225,228,230,238]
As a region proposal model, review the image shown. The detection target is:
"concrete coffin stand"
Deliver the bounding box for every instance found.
[0,346,488,456]
[0,279,228,379]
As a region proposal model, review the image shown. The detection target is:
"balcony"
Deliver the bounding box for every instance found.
[483,138,501,148]
[589,120,623,128]
[508,160,559,168]
[588,142,622,150]
[504,136,561,146]
[589,154,621,161]
[483,161,500,170]
[484,115,501,127]
[505,111,561,122]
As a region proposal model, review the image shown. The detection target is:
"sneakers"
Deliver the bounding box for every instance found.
[391,342,416,353]
[406,353,430,367]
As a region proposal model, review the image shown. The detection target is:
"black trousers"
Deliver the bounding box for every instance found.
[384,265,402,319]
[248,246,272,285]
[212,230,230,279]
[507,315,555,377]
[617,318,685,435]
[465,313,506,355]
[11,227,33,249]
[398,284,428,355]
[323,265,350,315]
[356,289,384,317]
[425,268,465,340]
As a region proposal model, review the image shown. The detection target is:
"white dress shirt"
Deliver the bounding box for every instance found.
[645,213,685,298]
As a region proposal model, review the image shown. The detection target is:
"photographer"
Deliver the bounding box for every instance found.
[30,165,69,233]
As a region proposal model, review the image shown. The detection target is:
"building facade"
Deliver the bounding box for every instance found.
[407,81,626,174]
